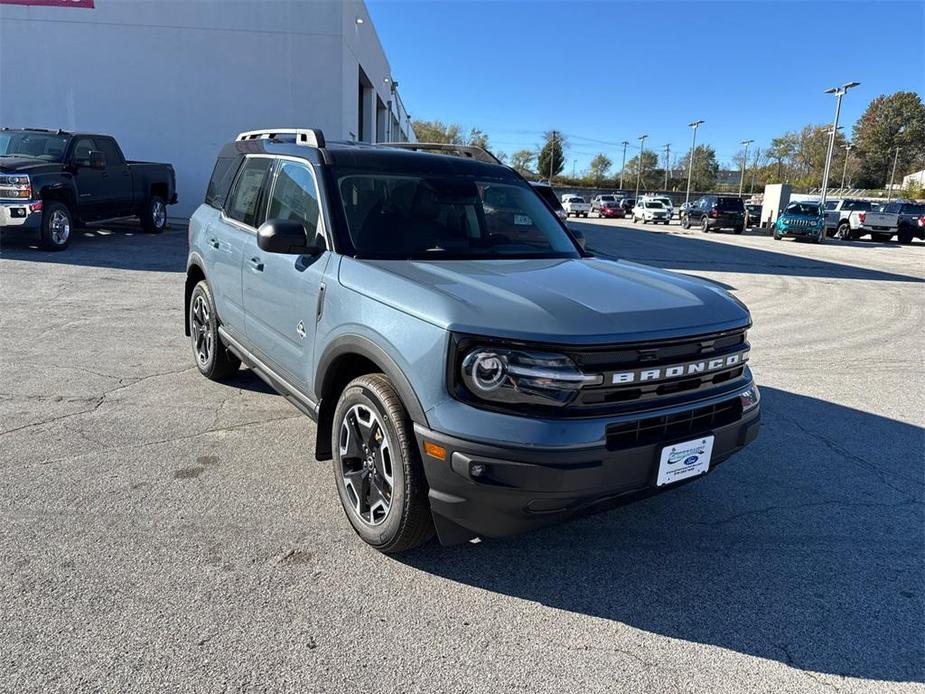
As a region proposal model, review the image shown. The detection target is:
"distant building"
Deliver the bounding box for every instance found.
[902,170,925,188]
[0,0,414,216]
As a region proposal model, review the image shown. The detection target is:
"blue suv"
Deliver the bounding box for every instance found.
[185,129,761,552]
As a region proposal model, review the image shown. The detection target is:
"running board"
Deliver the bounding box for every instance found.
[218,326,320,421]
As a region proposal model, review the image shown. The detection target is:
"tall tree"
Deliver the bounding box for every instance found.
[510,149,536,174]
[852,92,925,189]
[588,153,612,184]
[623,151,661,190]
[766,133,798,183]
[467,127,490,150]
[411,119,463,144]
[677,145,719,191]
[537,131,566,180]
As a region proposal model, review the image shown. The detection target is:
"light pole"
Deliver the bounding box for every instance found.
[739,139,754,197]
[549,130,557,183]
[635,134,648,200]
[685,120,704,206]
[887,145,901,202]
[572,159,577,179]
[619,141,629,191]
[841,143,854,189]
[750,147,760,194]
[663,144,671,190]
[820,81,860,208]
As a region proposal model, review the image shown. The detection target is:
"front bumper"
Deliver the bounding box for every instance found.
[600,209,625,218]
[415,394,761,544]
[0,200,42,229]
[777,224,822,238]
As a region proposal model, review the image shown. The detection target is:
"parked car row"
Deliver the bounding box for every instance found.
[0,128,177,250]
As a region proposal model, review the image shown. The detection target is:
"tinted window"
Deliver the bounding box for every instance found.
[0,131,69,161]
[882,203,900,213]
[532,185,564,211]
[205,156,241,208]
[71,137,98,163]
[95,138,123,165]
[267,161,321,236]
[901,204,925,215]
[568,197,584,203]
[785,202,821,215]
[716,197,745,211]
[226,157,272,227]
[334,172,580,260]
[824,201,838,211]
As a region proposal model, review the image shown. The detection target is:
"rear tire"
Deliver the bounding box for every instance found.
[897,225,914,245]
[701,217,709,233]
[140,195,168,234]
[332,374,435,553]
[189,280,240,381]
[733,225,744,234]
[836,222,851,240]
[39,201,73,251]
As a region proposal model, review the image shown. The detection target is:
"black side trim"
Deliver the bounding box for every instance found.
[218,326,319,420]
[314,334,428,426]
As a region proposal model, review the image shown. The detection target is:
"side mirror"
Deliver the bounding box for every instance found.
[257,219,324,255]
[572,228,587,250]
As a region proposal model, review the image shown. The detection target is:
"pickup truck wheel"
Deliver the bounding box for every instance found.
[189,281,240,380]
[897,226,914,245]
[141,195,167,234]
[40,202,73,251]
[836,222,852,240]
[332,374,434,552]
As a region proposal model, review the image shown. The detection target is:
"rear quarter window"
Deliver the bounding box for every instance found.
[206,156,241,208]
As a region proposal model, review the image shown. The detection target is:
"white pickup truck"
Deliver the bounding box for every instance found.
[823,199,874,239]
[562,195,591,218]
[859,201,925,244]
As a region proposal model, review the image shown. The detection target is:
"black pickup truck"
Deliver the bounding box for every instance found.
[0,128,177,250]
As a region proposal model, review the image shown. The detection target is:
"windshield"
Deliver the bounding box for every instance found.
[567,197,584,203]
[785,202,821,215]
[0,132,69,161]
[334,172,581,260]
[600,195,615,201]
[644,201,664,208]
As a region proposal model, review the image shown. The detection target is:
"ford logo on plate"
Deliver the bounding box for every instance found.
[683,455,699,466]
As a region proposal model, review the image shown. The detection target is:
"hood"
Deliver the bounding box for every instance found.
[0,157,62,175]
[338,256,750,344]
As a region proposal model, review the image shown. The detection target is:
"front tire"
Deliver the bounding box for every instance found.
[40,201,73,251]
[189,280,240,380]
[332,374,435,553]
[140,195,168,234]
[682,216,691,230]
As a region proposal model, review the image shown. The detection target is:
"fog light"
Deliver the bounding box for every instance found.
[470,463,486,478]
[740,385,760,412]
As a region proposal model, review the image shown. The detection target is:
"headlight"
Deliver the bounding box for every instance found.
[739,384,760,412]
[0,174,31,200]
[460,348,602,407]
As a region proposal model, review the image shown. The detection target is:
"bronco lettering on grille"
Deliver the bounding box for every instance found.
[611,350,748,385]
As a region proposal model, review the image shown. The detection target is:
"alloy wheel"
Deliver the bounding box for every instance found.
[190,294,213,366]
[49,209,71,245]
[339,403,394,526]
[152,199,167,229]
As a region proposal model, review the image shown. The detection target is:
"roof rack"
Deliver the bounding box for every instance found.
[379,142,501,165]
[235,128,325,148]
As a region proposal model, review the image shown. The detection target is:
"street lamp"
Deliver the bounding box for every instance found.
[663,144,671,190]
[685,120,704,206]
[739,139,754,197]
[841,143,854,189]
[887,145,901,202]
[619,141,629,191]
[635,134,648,200]
[820,81,860,208]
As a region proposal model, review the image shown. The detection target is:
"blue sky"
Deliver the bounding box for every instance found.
[368,0,925,173]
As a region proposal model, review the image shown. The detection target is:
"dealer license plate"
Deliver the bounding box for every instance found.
[656,435,714,486]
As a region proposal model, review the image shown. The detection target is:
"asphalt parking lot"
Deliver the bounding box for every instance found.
[1,218,923,693]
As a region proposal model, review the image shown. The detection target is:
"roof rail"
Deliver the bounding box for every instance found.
[235,128,325,148]
[379,142,501,165]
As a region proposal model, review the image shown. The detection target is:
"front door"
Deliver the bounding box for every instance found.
[68,136,109,220]
[243,158,330,391]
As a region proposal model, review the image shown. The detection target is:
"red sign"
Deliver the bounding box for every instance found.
[0,0,95,7]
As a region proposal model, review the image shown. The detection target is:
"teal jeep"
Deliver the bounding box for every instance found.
[774,201,825,243]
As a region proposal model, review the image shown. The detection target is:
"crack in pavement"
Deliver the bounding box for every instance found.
[699,497,923,527]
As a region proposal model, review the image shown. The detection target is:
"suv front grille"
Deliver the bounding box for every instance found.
[606,397,743,450]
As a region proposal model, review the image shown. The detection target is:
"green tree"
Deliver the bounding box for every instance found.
[767,133,798,183]
[677,145,719,191]
[793,124,848,188]
[412,119,463,144]
[623,151,661,191]
[588,153,612,184]
[467,127,490,150]
[537,131,566,180]
[510,149,536,174]
[852,92,925,189]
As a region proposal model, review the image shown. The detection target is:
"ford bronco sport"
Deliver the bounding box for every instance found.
[185,129,761,552]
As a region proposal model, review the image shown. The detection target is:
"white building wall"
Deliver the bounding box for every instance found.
[0,0,413,217]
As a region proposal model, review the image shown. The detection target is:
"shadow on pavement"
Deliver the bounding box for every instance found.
[398,387,925,682]
[577,221,924,283]
[0,220,188,273]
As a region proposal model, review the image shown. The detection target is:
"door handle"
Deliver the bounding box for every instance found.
[209,237,220,249]
[249,257,264,272]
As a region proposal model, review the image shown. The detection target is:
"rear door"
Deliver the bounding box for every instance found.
[211,155,273,335]
[242,157,331,391]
